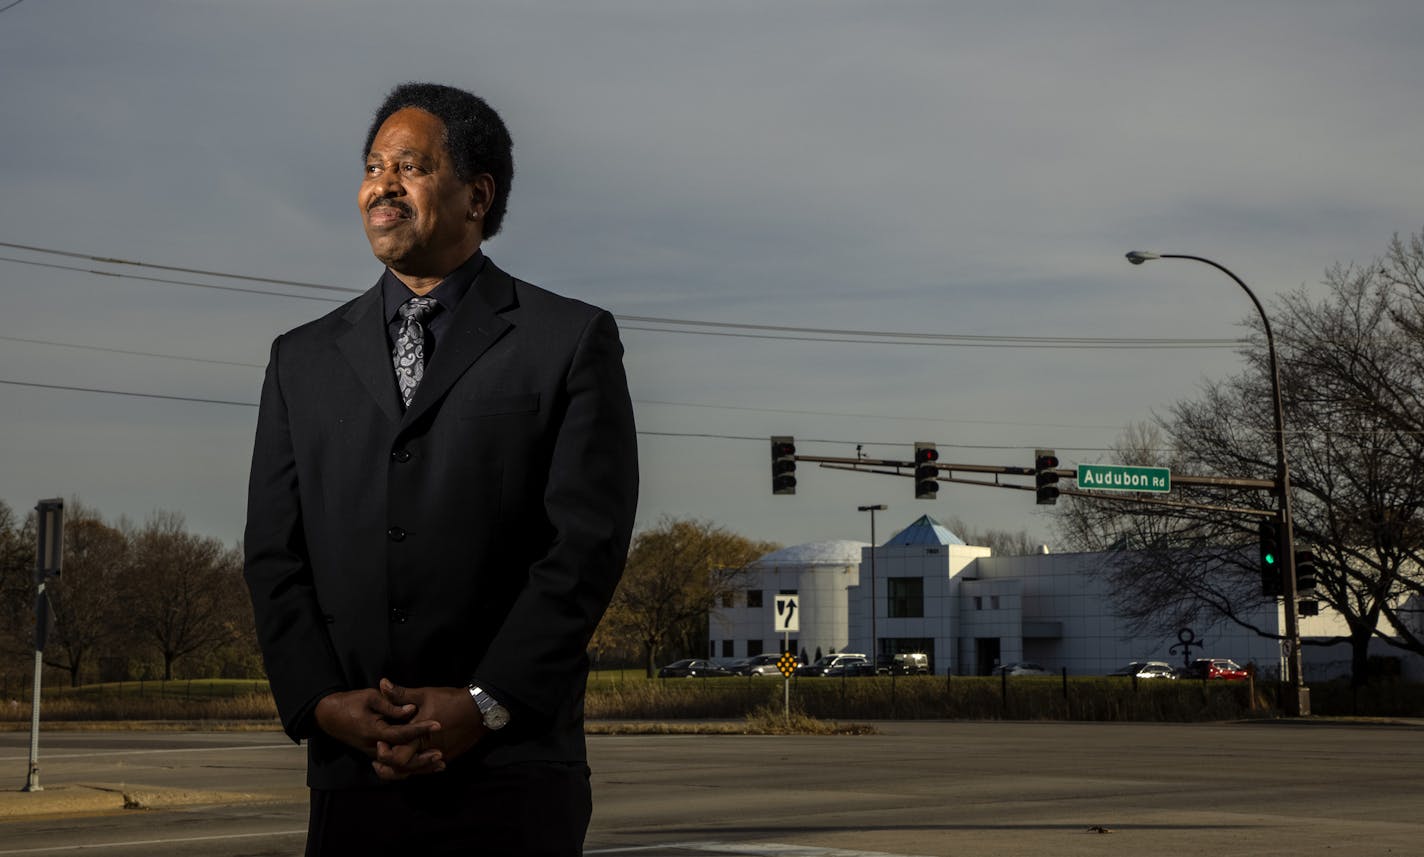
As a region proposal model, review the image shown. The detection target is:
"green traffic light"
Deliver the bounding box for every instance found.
[1265,553,1276,564]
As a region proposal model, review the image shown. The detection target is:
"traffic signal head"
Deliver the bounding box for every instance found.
[1258,519,1282,597]
[1034,449,1060,505]
[1294,549,1318,594]
[914,442,939,499]
[771,436,797,495]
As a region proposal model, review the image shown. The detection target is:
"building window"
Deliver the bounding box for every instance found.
[748,640,763,656]
[973,596,983,611]
[888,577,924,618]
[722,640,734,658]
[990,595,1000,610]
[721,592,735,608]
[747,590,763,608]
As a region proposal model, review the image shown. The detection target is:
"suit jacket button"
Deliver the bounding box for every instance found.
[387,526,406,542]
[391,449,412,463]
[389,608,408,624]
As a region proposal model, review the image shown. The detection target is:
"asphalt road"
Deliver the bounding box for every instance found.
[1,719,1421,856]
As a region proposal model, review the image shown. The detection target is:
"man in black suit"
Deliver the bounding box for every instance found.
[243,82,638,856]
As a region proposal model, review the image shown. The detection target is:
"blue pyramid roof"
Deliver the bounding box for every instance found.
[883,514,965,547]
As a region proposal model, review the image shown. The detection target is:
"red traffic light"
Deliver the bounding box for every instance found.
[913,442,939,499]
[771,435,797,495]
[1035,453,1059,471]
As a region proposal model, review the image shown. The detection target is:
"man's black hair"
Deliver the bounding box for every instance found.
[364,82,515,238]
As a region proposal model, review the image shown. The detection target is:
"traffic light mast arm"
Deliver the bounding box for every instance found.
[816,461,1277,517]
[799,454,1274,489]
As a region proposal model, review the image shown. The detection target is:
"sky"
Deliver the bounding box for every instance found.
[2,1,1422,552]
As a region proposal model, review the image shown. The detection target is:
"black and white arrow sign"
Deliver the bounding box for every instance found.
[773,595,799,632]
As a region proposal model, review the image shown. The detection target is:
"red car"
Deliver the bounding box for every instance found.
[1181,658,1249,680]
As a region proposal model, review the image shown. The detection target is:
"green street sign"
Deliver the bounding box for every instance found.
[1076,464,1171,493]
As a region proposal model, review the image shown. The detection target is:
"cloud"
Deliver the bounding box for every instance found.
[3,1,1423,547]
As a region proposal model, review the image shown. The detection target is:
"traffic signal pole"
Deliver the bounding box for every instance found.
[1127,251,1308,716]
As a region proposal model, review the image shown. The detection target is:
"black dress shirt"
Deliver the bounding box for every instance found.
[381,250,487,359]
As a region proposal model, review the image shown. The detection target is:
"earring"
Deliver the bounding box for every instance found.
[469,210,482,221]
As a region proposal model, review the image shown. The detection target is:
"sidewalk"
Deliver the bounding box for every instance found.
[0,782,275,819]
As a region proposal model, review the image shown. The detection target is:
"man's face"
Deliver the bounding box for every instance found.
[360,107,482,279]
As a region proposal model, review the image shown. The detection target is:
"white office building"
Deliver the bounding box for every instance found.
[710,513,1419,681]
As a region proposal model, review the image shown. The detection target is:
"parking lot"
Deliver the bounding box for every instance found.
[2,719,1421,856]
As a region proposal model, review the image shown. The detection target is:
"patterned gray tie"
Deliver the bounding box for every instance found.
[392,296,439,408]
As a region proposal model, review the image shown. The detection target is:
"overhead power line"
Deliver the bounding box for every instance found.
[619,324,1229,350]
[0,240,356,293]
[0,378,256,408]
[0,334,266,368]
[0,334,1133,430]
[0,241,1243,350]
[0,256,342,304]
[0,377,1123,451]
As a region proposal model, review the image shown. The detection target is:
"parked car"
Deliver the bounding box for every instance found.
[794,653,868,677]
[822,656,873,677]
[886,653,931,675]
[840,660,885,677]
[1108,661,1178,680]
[1179,658,1249,680]
[728,653,784,676]
[657,658,734,678]
[991,662,1052,677]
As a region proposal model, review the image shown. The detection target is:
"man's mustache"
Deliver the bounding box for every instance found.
[368,200,413,216]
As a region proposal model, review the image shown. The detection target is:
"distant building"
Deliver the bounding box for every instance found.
[709,539,866,663]
[709,513,1421,681]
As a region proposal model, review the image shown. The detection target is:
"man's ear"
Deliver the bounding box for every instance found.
[469,174,496,218]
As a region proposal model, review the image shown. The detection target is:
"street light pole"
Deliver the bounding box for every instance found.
[857,504,887,667]
[1125,251,1309,716]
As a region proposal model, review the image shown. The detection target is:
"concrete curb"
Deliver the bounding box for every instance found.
[0,783,276,819]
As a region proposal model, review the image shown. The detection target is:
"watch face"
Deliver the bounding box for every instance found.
[484,704,510,730]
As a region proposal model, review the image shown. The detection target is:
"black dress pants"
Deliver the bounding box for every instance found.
[305,761,592,857]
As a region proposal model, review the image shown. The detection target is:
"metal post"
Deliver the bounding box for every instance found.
[858,504,887,667]
[1126,253,1309,715]
[24,646,42,791]
[783,628,790,723]
[25,498,64,791]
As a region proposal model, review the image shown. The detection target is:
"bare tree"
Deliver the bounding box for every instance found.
[594,516,777,676]
[0,501,36,675]
[1056,230,1424,684]
[43,501,128,686]
[126,512,247,680]
[942,514,1040,556]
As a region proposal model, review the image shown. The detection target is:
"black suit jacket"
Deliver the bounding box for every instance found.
[243,260,638,789]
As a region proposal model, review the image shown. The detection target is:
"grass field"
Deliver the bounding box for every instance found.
[2,672,1418,724]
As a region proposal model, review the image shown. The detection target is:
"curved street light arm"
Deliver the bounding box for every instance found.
[1123,251,1307,715]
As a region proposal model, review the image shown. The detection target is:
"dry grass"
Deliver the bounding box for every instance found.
[587,705,874,735]
[584,673,1281,722]
[5,671,1416,726]
[0,679,279,725]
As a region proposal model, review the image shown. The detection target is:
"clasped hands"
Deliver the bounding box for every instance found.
[313,677,488,781]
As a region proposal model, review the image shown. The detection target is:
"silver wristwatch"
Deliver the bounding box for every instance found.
[467,685,510,731]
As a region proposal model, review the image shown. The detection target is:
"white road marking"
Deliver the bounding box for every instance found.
[587,844,933,857]
[0,829,306,855]
[0,744,293,762]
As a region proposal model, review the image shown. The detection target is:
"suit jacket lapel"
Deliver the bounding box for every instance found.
[336,286,403,425]
[400,261,516,427]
